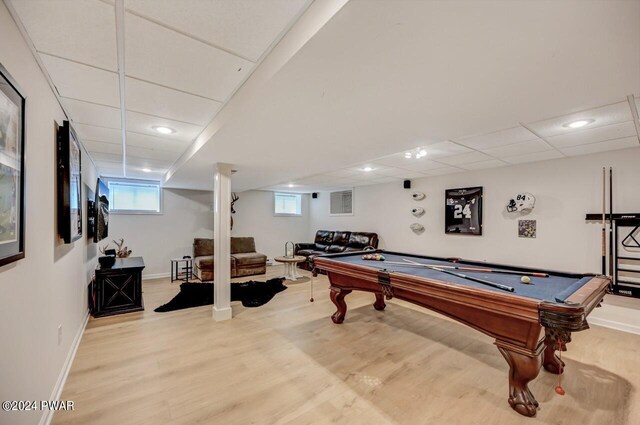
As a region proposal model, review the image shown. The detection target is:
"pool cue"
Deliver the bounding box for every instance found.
[382,259,515,291]
[398,258,549,278]
[601,167,606,276]
[609,167,614,276]
[396,262,515,292]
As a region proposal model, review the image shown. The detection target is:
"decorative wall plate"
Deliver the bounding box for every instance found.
[410,223,425,234]
[412,192,425,201]
[411,207,425,217]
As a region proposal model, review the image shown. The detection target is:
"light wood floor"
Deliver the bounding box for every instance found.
[54,266,640,425]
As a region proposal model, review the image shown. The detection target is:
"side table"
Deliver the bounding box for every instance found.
[274,255,306,281]
[171,257,193,282]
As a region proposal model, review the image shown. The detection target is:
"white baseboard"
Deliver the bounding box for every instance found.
[589,317,640,335]
[39,311,90,425]
[143,272,170,280]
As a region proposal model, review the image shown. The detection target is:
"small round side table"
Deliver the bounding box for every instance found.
[274,255,306,281]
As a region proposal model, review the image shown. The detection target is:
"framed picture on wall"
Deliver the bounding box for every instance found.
[445,186,483,235]
[57,120,82,243]
[0,63,26,267]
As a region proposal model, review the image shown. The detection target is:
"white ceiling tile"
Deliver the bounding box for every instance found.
[397,171,429,179]
[124,0,308,62]
[458,159,508,170]
[40,54,120,107]
[560,137,639,157]
[455,126,538,150]
[502,150,565,164]
[126,155,174,169]
[84,140,122,156]
[91,152,122,164]
[423,141,472,159]
[436,151,493,165]
[73,124,121,144]
[325,169,359,178]
[483,139,551,158]
[11,0,117,70]
[526,101,633,138]
[127,146,181,162]
[399,159,450,172]
[126,132,189,153]
[62,98,121,129]
[126,111,203,143]
[422,166,464,176]
[374,167,419,178]
[125,13,252,100]
[125,78,221,126]
[546,121,637,148]
[374,153,416,167]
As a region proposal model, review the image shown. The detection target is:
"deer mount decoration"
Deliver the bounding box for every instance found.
[100,238,132,258]
[230,192,239,231]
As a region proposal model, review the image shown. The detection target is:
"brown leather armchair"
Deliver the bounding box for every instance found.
[193,237,267,281]
[294,230,379,270]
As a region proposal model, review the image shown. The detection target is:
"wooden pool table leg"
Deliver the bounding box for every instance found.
[330,287,351,324]
[543,328,572,374]
[373,293,386,311]
[496,342,543,417]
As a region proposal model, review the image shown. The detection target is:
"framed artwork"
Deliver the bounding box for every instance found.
[57,120,82,243]
[445,186,483,235]
[0,63,26,267]
[518,220,537,238]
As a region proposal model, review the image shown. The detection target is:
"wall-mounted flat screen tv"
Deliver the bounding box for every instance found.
[57,120,82,243]
[94,178,109,242]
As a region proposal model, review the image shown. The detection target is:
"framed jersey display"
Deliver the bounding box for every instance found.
[445,187,483,235]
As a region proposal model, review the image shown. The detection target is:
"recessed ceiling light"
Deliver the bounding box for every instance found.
[563,119,594,129]
[287,183,294,188]
[362,166,373,172]
[404,152,412,159]
[142,168,152,173]
[153,126,175,135]
[419,149,427,156]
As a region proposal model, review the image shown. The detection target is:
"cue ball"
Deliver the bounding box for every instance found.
[521,276,531,284]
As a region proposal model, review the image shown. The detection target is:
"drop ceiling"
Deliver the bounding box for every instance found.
[7,0,640,190]
[265,99,640,192]
[8,0,311,180]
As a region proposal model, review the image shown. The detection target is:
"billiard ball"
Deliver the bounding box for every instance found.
[521,276,531,284]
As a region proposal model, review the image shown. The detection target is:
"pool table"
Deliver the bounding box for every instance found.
[313,250,611,417]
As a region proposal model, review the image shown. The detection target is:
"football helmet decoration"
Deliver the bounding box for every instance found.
[507,193,536,213]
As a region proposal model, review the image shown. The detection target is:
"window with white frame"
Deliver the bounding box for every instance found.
[274,192,302,216]
[330,190,353,215]
[107,178,162,214]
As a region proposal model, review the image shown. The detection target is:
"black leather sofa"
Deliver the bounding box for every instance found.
[294,230,379,271]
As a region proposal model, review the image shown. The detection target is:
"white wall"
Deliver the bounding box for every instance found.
[232,190,311,261]
[0,4,99,425]
[108,188,214,277]
[309,147,640,274]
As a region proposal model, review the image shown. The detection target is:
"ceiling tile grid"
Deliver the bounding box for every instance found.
[9,0,311,180]
[268,95,639,193]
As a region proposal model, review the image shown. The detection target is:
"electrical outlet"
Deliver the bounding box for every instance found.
[58,325,62,346]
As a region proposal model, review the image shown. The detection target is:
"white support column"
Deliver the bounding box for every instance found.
[212,163,233,321]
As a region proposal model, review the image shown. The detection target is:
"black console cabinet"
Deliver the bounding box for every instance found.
[92,257,145,317]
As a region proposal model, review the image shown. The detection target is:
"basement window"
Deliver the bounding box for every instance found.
[107,178,162,214]
[274,193,302,216]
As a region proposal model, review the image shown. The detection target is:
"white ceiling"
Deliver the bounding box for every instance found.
[163,0,640,192]
[7,0,640,190]
[265,99,640,192]
[8,0,311,179]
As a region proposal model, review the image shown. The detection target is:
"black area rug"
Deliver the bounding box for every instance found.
[154,278,287,312]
